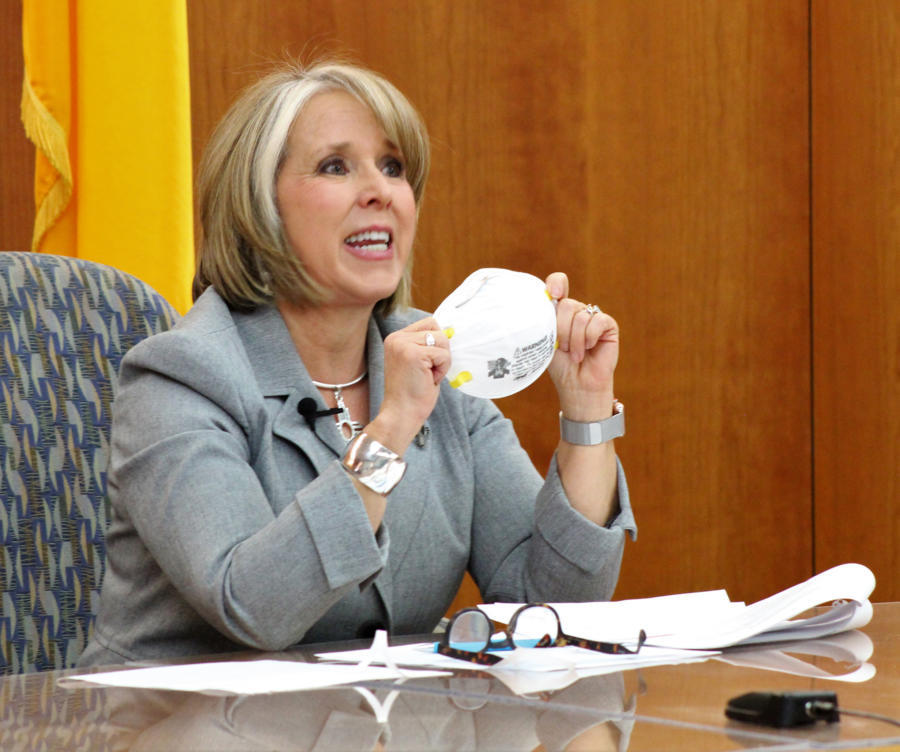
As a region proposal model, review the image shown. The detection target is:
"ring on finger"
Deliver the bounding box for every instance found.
[582,304,601,317]
[424,332,436,347]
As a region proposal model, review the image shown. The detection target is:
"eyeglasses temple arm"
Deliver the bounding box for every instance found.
[435,644,503,666]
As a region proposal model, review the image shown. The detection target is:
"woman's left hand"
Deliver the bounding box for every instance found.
[546,272,619,421]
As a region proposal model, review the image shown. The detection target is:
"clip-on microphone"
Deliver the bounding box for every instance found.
[297,397,341,430]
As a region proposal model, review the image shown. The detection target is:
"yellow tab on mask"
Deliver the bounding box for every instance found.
[443,327,455,339]
[449,371,473,389]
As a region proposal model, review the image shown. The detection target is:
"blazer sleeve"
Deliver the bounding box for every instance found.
[464,395,636,605]
[109,328,388,651]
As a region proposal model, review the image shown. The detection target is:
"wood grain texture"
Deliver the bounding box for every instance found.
[812,0,900,601]
[0,1,32,253]
[558,1,812,603]
[184,0,813,606]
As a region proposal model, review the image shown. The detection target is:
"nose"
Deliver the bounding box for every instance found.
[357,165,392,209]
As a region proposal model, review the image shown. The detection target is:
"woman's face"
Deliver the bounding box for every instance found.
[276,90,417,310]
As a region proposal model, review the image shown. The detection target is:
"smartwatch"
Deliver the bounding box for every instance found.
[559,400,625,445]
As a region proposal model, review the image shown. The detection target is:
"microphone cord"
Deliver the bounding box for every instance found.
[808,700,900,728]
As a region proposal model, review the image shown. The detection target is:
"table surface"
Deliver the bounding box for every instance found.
[2,603,899,751]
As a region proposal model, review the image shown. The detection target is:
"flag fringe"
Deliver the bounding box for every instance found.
[21,74,73,252]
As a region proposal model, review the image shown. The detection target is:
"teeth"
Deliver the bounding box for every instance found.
[345,230,391,246]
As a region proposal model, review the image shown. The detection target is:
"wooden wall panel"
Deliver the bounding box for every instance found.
[812,0,900,601]
[0,1,32,253]
[574,2,811,603]
[187,0,812,605]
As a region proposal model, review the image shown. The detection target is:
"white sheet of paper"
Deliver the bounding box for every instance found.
[59,660,447,695]
[487,651,713,695]
[480,590,740,643]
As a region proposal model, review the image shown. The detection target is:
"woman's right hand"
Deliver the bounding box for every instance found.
[366,316,450,454]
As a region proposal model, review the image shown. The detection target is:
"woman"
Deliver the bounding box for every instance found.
[79,61,635,666]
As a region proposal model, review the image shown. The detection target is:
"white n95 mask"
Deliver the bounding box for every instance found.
[433,268,558,399]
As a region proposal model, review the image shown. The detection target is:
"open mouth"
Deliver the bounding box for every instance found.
[344,229,392,253]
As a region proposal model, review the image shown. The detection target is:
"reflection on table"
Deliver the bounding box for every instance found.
[2,671,632,751]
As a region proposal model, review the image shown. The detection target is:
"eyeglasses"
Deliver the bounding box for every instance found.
[436,603,647,666]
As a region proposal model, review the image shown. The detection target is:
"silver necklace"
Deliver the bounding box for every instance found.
[311,371,367,440]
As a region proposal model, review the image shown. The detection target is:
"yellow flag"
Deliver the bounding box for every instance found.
[21,1,194,314]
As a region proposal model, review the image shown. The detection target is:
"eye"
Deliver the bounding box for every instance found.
[381,156,405,178]
[318,157,348,176]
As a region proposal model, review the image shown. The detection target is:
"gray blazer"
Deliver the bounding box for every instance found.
[80,288,635,666]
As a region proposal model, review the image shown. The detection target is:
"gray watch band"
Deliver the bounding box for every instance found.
[341,432,407,494]
[559,400,625,445]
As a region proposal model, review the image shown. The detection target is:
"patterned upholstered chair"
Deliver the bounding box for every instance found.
[0,252,180,674]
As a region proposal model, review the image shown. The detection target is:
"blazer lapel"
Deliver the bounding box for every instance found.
[232,305,344,473]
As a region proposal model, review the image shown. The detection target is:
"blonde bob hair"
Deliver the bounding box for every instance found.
[193,60,430,313]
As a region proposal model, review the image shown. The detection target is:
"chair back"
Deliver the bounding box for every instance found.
[0,252,180,673]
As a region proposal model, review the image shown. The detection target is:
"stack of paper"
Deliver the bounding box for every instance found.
[479,562,875,650]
